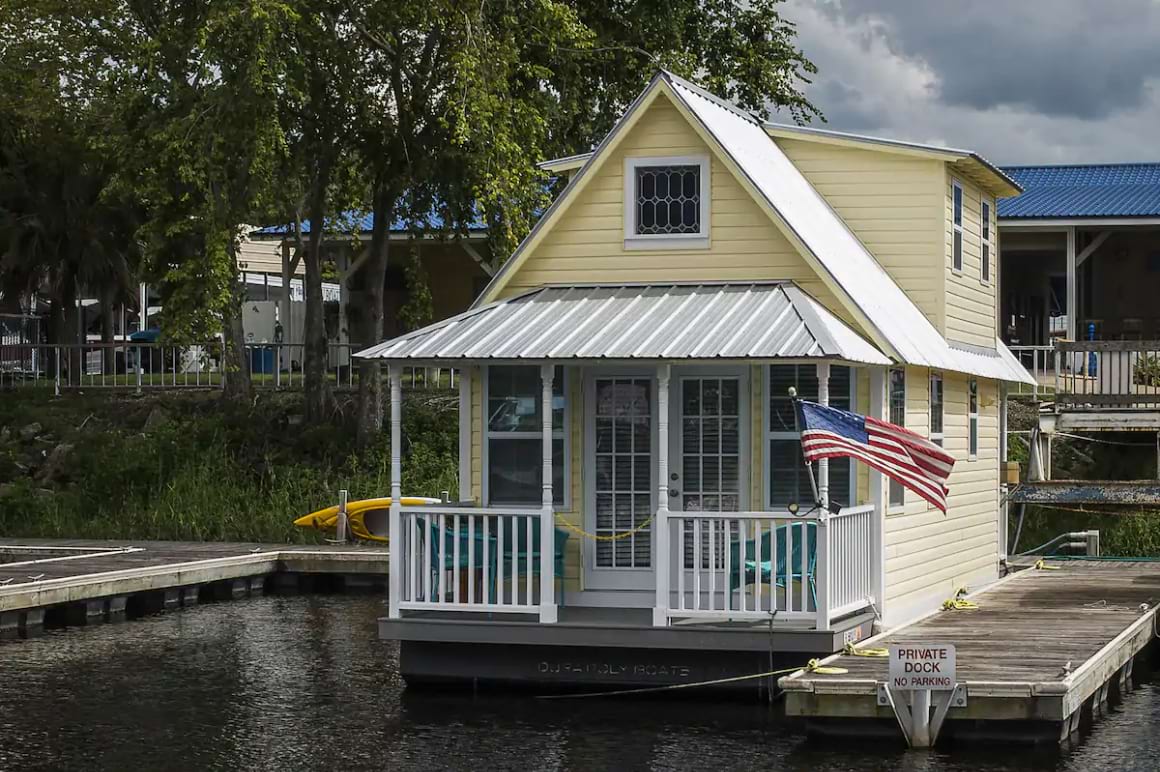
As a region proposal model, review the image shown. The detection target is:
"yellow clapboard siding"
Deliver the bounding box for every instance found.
[944,171,997,347]
[776,138,945,333]
[882,371,1001,617]
[495,95,854,326]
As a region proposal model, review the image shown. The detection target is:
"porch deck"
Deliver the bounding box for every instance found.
[381,604,875,653]
[779,559,1160,743]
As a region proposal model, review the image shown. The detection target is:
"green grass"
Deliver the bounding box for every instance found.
[0,389,459,543]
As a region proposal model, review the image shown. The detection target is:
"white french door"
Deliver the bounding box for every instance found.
[583,372,656,590]
[668,370,749,582]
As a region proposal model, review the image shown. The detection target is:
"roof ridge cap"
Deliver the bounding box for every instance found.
[659,70,761,126]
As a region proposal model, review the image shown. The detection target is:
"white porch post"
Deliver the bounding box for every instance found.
[1066,226,1077,340]
[653,364,671,627]
[815,361,831,631]
[999,382,1010,561]
[868,367,888,624]
[458,367,472,501]
[539,363,558,623]
[388,364,403,619]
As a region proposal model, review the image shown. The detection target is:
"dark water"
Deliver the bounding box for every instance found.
[2,595,1159,771]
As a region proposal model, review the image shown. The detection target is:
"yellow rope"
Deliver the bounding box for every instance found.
[554,513,655,542]
[1034,559,1062,570]
[942,598,979,611]
[806,658,850,675]
[844,643,889,658]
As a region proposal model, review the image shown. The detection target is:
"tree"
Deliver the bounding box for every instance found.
[331,0,819,446]
[106,0,297,402]
[274,2,369,422]
[0,0,140,376]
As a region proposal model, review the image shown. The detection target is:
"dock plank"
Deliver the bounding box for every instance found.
[0,539,388,613]
[780,560,1160,734]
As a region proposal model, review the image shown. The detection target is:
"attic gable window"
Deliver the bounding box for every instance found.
[624,155,710,249]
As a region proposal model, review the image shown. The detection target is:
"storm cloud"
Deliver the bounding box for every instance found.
[778,0,1160,163]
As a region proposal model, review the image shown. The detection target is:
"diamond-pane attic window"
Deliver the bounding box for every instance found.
[635,165,701,235]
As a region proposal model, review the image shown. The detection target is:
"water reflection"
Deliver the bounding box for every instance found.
[0,595,1155,771]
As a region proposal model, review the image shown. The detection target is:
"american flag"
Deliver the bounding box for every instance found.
[796,399,955,513]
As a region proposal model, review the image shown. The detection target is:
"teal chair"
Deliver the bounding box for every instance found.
[729,521,817,608]
[500,515,570,606]
[427,516,570,605]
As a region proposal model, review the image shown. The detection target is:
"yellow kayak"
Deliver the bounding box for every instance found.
[294,497,441,543]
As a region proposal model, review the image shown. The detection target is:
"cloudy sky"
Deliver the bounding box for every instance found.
[776,0,1160,164]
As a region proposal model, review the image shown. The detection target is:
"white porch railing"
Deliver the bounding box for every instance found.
[826,504,877,619]
[663,504,877,628]
[394,506,556,616]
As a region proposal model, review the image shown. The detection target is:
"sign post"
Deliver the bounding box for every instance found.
[879,643,964,748]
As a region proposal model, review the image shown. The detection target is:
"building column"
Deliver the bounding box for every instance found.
[1066,227,1077,340]
[815,361,831,631]
[868,367,888,623]
[458,367,472,502]
[539,363,558,623]
[138,282,147,331]
[999,382,1010,561]
[280,240,292,373]
[653,364,671,627]
[388,364,403,619]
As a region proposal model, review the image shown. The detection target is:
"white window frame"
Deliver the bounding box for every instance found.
[623,155,710,250]
[762,364,857,511]
[887,367,907,512]
[951,179,964,273]
[481,365,571,509]
[929,371,944,448]
[968,378,979,461]
[980,198,992,284]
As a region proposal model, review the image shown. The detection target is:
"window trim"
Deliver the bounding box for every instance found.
[929,371,944,448]
[968,378,979,461]
[980,197,992,284]
[887,367,907,512]
[951,179,964,273]
[481,365,571,509]
[623,155,711,250]
[762,364,856,512]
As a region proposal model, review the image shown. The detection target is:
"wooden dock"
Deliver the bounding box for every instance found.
[779,559,1160,743]
[0,539,387,635]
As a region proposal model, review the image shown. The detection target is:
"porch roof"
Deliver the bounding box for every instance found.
[354,281,892,365]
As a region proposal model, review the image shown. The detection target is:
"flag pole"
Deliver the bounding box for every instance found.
[789,387,822,509]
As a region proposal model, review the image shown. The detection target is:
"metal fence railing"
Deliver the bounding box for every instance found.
[0,342,455,394]
[1008,344,1055,397]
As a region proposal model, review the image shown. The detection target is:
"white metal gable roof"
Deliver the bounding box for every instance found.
[661,73,1034,385]
[355,282,891,365]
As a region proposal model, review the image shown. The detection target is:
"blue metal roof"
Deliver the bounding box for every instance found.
[999,164,1160,219]
[252,211,486,236]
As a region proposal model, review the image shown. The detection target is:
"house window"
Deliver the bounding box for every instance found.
[952,180,963,272]
[981,199,992,282]
[929,372,944,448]
[969,378,979,459]
[624,156,709,248]
[888,368,906,509]
[485,366,566,506]
[766,365,852,511]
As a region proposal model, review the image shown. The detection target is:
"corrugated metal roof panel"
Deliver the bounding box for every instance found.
[999,164,1160,219]
[663,73,951,370]
[662,72,1034,386]
[355,282,890,365]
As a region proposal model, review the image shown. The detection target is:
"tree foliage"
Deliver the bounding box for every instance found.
[1,0,820,426]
